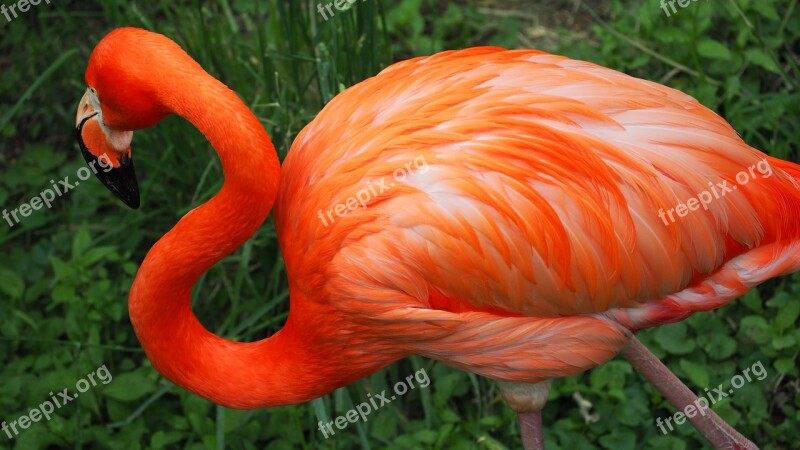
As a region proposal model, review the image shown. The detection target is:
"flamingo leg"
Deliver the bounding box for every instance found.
[621,335,759,450]
[518,410,545,450]
[497,380,551,450]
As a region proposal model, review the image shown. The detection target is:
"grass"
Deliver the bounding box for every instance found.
[0,0,798,449]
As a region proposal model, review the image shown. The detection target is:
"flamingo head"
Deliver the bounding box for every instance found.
[75,27,177,209]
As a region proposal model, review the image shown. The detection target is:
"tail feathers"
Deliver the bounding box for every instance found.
[765,156,800,241]
[608,240,800,330]
[771,156,800,183]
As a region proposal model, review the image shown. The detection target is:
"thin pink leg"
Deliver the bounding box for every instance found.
[498,380,550,450]
[519,410,545,450]
[621,336,758,450]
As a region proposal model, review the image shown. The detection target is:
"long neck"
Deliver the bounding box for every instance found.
[128,68,336,408]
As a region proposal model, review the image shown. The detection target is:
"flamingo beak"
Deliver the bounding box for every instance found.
[75,88,140,209]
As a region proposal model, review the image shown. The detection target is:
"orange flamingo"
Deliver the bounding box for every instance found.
[75,28,799,449]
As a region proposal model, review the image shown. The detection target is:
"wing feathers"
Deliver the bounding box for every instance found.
[277,47,800,323]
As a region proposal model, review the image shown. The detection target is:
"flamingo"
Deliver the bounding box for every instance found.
[75,27,799,449]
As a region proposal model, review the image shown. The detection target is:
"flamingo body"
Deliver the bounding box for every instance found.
[277,47,800,382]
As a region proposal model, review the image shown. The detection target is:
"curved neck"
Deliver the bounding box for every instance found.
[128,68,343,408]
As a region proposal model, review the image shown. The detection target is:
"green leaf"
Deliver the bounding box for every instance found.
[703,333,737,360]
[80,246,118,267]
[0,267,24,299]
[772,335,796,350]
[150,431,185,449]
[750,2,780,20]
[479,415,503,427]
[775,301,800,332]
[413,429,438,444]
[774,358,796,375]
[679,359,710,387]
[49,255,76,281]
[653,322,697,354]
[739,289,762,313]
[615,394,651,426]
[103,371,157,402]
[599,428,636,450]
[697,39,732,60]
[590,361,631,397]
[745,48,780,73]
[740,316,770,345]
[654,27,692,44]
[433,372,465,399]
[14,428,63,450]
[13,309,38,330]
[437,408,460,424]
[646,435,687,450]
[370,410,397,440]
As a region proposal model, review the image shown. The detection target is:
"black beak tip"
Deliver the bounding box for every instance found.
[119,189,141,210]
[76,123,141,210]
